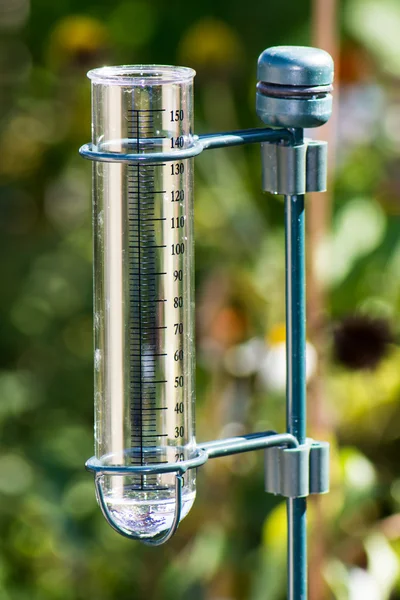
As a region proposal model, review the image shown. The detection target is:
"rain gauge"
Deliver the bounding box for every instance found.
[80,46,334,600]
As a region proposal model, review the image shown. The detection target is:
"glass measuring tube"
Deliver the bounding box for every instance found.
[89,66,196,538]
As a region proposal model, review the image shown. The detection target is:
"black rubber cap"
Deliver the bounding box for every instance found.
[257,46,334,87]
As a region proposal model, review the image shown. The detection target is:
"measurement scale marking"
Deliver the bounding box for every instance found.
[128,190,163,194]
[128,185,157,188]
[127,123,156,128]
[132,307,156,316]
[125,485,170,491]
[129,122,156,128]
[128,132,156,137]
[128,123,155,127]
[130,325,167,330]
[128,214,156,220]
[131,434,168,439]
[128,246,165,251]
[128,134,167,139]
[139,163,166,168]
[127,111,170,486]
[146,271,166,275]
[127,215,156,220]
[140,217,166,221]
[128,114,160,119]
[128,108,165,112]
[130,302,157,311]
[130,173,155,178]
[127,241,156,246]
[130,379,167,384]
[128,245,166,250]
[131,399,159,404]
[129,218,166,223]
[135,111,143,478]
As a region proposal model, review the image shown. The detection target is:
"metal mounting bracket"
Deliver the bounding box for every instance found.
[265,439,329,498]
[261,139,328,195]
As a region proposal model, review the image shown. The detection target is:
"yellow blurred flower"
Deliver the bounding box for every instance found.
[267,323,286,346]
[178,18,243,75]
[47,15,109,70]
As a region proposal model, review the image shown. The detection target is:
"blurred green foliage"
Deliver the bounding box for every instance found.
[2,0,400,598]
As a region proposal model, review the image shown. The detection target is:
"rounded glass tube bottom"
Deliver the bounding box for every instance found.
[104,485,196,538]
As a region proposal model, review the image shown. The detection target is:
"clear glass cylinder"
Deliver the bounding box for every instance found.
[89,66,196,538]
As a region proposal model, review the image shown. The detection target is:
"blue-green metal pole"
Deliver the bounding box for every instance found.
[285,130,307,600]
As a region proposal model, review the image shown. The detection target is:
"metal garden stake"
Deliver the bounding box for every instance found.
[79,46,334,600]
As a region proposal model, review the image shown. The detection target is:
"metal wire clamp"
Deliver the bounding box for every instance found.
[86,432,328,544]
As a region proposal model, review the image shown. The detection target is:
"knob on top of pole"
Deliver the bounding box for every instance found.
[256,46,334,129]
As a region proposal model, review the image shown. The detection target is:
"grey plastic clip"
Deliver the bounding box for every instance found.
[261,139,327,196]
[265,439,329,498]
[309,440,330,495]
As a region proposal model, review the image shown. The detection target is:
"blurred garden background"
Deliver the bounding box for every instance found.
[2,0,400,598]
